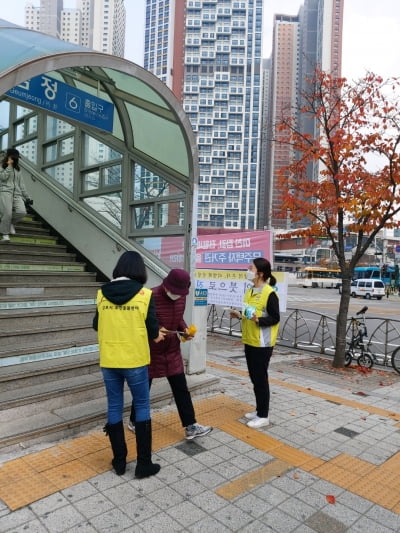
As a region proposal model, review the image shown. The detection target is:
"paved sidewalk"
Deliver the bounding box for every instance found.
[1,334,400,532]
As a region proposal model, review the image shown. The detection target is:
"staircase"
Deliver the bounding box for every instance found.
[0,212,105,455]
[0,213,219,458]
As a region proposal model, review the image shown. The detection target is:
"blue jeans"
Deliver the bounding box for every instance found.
[102,366,150,425]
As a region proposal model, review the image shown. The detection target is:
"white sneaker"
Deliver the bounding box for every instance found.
[244,411,257,420]
[10,224,16,234]
[1,235,10,242]
[247,416,270,428]
[127,420,135,433]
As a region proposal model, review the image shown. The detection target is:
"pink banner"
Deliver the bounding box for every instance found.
[195,230,273,270]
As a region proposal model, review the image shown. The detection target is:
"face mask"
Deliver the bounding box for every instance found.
[166,291,181,300]
[246,270,256,281]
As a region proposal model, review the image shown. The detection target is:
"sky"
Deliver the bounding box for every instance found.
[2,0,400,81]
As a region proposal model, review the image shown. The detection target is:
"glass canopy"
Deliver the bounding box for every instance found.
[0,19,198,272]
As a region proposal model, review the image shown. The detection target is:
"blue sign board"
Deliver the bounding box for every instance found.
[202,250,263,265]
[194,288,208,306]
[7,74,114,133]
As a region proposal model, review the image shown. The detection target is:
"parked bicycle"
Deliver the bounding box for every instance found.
[389,345,400,375]
[344,306,400,373]
[345,306,374,368]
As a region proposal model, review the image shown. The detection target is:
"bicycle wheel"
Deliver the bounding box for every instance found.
[391,347,400,375]
[344,351,352,367]
[357,352,374,369]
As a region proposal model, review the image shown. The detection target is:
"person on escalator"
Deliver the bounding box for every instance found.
[93,251,165,477]
[0,148,32,242]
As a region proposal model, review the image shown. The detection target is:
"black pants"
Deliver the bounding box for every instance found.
[131,373,196,428]
[244,344,273,418]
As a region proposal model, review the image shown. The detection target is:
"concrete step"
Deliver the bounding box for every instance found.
[0,234,58,245]
[0,323,98,352]
[0,350,100,389]
[0,372,220,453]
[0,271,98,284]
[0,305,95,330]
[0,260,86,272]
[0,282,101,300]
[0,249,78,263]
[0,241,70,254]
[0,370,104,419]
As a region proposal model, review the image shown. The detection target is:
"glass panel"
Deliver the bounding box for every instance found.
[0,100,10,131]
[45,143,57,163]
[133,165,184,200]
[104,164,121,186]
[15,122,25,141]
[18,140,37,163]
[136,236,185,269]
[0,133,9,151]
[158,201,184,227]
[133,204,154,229]
[83,134,122,166]
[83,194,121,228]
[60,137,74,156]
[27,116,37,135]
[45,161,74,191]
[83,170,99,191]
[16,105,32,119]
[128,105,189,177]
[46,116,74,140]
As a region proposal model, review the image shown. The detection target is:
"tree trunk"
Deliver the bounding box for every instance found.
[333,276,352,367]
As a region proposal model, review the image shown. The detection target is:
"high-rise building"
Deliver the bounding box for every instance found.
[144,0,263,230]
[262,0,343,230]
[25,0,125,57]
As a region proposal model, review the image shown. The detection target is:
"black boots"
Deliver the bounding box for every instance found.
[135,420,161,479]
[103,421,127,476]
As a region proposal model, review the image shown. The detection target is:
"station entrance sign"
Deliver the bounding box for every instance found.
[7,74,114,132]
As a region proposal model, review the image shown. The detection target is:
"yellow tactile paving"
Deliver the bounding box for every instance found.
[215,459,291,500]
[219,420,283,452]
[21,446,75,472]
[328,454,376,476]
[0,458,37,487]
[207,361,400,421]
[78,448,118,474]
[378,452,400,471]
[0,472,58,511]
[310,463,363,489]
[348,478,400,510]
[41,458,97,490]
[58,433,108,457]
[299,457,325,472]
[0,374,399,513]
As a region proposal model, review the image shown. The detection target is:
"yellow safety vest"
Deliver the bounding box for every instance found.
[241,284,279,348]
[96,287,152,368]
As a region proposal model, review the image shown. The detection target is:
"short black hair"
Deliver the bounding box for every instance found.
[112,251,147,284]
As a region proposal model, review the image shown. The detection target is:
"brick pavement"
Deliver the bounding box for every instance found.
[0,333,399,532]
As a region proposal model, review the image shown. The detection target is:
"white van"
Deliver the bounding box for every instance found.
[350,279,385,300]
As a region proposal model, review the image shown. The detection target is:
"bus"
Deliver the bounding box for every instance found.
[296,267,341,288]
[353,266,397,286]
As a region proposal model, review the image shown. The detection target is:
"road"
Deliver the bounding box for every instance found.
[286,285,400,320]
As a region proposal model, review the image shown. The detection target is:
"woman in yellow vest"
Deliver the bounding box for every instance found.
[93,251,165,477]
[231,257,280,429]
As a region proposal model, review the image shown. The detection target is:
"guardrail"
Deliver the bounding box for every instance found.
[207,304,400,370]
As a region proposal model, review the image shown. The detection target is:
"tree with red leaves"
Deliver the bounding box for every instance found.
[276,70,400,367]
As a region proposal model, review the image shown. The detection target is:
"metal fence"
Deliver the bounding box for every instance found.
[207,304,400,370]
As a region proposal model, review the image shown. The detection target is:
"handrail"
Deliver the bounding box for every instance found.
[207,304,400,368]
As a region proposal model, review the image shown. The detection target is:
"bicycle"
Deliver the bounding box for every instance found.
[389,346,400,375]
[344,305,375,368]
